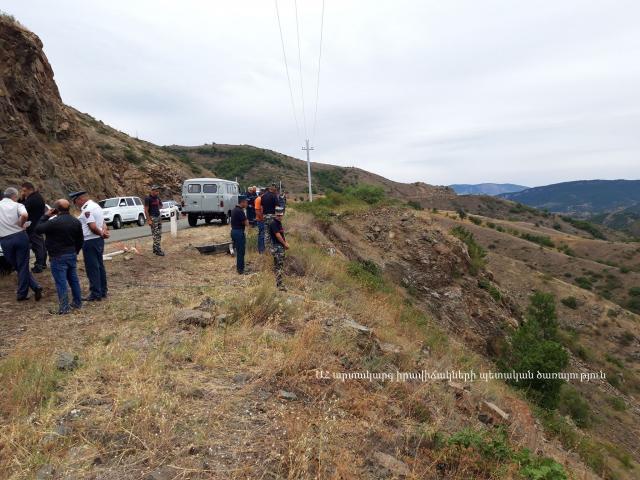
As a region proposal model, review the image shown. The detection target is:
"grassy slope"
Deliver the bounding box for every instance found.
[0,207,602,479]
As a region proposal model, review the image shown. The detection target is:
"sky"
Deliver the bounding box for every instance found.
[4,0,640,187]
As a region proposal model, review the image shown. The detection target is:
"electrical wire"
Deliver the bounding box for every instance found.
[274,0,301,140]
[312,0,325,144]
[294,0,308,140]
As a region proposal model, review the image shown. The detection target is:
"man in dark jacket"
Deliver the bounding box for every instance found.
[35,199,84,314]
[20,182,47,272]
[230,195,249,274]
[260,183,279,250]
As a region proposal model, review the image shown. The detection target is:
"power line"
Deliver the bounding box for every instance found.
[294,0,308,140]
[274,0,301,140]
[312,0,325,143]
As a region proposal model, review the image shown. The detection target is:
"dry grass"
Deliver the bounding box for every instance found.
[0,212,602,479]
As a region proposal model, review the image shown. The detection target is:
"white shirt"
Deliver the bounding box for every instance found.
[78,199,105,240]
[0,198,27,238]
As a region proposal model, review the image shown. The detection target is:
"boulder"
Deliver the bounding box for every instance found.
[55,352,78,371]
[373,451,411,477]
[174,309,213,327]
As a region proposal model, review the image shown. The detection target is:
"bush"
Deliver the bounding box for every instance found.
[450,226,486,276]
[560,296,578,309]
[346,260,387,291]
[478,278,501,302]
[561,216,606,240]
[520,232,555,248]
[456,208,467,220]
[343,184,385,205]
[469,216,482,225]
[558,385,591,428]
[406,200,423,210]
[628,297,640,314]
[629,287,640,297]
[500,293,568,409]
[575,277,593,290]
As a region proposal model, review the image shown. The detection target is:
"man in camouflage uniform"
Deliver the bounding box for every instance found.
[268,206,289,291]
[144,185,165,256]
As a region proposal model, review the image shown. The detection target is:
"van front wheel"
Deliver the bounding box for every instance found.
[187,214,198,227]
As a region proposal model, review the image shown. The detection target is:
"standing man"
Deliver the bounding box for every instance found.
[70,191,109,301]
[20,182,47,273]
[144,185,165,256]
[269,206,289,291]
[260,183,279,251]
[35,199,84,314]
[0,187,42,301]
[254,190,265,254]
[246,186,257,225]
[230,195,249,274]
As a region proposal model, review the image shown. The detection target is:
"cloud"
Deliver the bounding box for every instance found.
[5,0,640,186]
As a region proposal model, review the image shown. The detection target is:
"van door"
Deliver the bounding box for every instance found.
[186,183,202,211]
[202,183,220,212]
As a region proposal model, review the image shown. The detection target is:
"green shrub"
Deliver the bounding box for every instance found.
[558,385,591,428]
[469,216,482,225]
[560,296,578,309]
[628,297,640,314]
[608,396,626,411]
[456,207,467,220]
[500,293,568,409]
[575,277,593,290]
[561,216,606,240]
[406,200,423,210]
[346,260,388,291]
[450,226,486,276]
[520,232,555,248]
[629,287,640,297]
[343,184,385,205]
[478,278,502,302]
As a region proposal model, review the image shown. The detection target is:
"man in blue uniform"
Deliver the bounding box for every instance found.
[35,199,84,314]
[230,195,249,274]
[70,191,109,301]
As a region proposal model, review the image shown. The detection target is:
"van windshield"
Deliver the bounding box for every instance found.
[102,198,119,208]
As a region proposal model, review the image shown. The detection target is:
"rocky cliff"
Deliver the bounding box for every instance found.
[0,15,211,201]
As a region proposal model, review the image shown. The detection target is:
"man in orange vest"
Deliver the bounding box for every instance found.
[254,190,265,254]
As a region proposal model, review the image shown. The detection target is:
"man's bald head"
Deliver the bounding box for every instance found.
[54,199,71,213]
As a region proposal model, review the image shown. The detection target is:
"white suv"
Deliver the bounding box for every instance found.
[99,196,146,229]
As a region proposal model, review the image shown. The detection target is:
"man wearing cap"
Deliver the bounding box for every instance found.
[269,206,289,291]
[230,195,249,274]
[70,191,109,301]
[144,185,164,256]
[0,187,43,301]
[260,183,279,251]
[35,199,84,314]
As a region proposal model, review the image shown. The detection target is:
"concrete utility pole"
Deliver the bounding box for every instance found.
[302,138,314,201]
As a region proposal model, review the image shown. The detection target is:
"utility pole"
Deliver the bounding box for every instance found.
[302,138,314,201]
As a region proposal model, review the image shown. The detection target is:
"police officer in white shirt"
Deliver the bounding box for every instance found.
[0,187,43,301]
[69,191,110,301]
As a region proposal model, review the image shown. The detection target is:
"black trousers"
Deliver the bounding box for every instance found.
[28,229,47,267]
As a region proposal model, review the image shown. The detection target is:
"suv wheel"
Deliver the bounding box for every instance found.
[112,215,122,230]
[137,213,145,226]
[187,214,198,227]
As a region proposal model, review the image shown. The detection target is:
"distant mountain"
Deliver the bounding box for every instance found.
[591,204,640,237]
[500,180,640,216]
[450,183,529,196]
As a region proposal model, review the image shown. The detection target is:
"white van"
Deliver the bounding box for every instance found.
[181,178,240,227]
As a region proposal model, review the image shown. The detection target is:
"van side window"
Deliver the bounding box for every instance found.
[134,197,142,206]
[187,184,201,193]
[119,199,127,207]
[126,198,135,206]
[203,184,217,193]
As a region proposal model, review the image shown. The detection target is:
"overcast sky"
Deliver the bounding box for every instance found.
[5,1,640,186]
